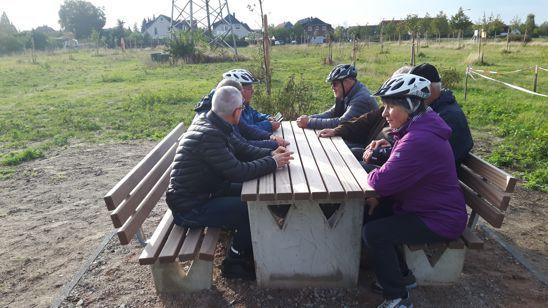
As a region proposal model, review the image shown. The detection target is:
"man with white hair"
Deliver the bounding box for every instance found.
[166,86,293,280]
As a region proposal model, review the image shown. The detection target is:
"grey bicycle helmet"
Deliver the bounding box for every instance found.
[223,69,259,84]
[326,64,357,82]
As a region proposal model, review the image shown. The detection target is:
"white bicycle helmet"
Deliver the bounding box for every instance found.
[374,73,431,113]
[223,69,259,84]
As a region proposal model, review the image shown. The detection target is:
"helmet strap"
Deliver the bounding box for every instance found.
[406,97,418,113]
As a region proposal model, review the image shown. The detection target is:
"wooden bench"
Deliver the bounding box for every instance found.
[103,122,222,294]
[403,153,518,284]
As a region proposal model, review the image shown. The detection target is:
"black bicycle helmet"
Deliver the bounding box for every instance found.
[326,64,358,82]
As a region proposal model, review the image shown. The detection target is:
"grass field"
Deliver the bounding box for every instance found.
[0,41,546,190]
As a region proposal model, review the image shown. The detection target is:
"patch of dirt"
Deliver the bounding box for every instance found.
[0,140,546,307]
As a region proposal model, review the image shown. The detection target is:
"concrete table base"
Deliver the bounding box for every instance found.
[150,259,213,294]
[404,245,466,285]
[248,199,364,288]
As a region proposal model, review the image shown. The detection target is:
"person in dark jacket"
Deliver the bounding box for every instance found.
[296,64,378,129]
[320,63,473,167]
[411,63,473,165]
[195,79,288,150]
[363,73,467,308]
[217,79,288,150]
[224,69,281,133]
[166,86,293,279]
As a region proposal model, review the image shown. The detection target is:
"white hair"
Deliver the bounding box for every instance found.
[431,81,442,92]
[392,65,413,76]
[211,86,243,117]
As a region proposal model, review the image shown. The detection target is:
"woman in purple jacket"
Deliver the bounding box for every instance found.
[363,74,467,308]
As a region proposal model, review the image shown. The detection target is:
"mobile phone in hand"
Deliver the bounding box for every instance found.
[274,112,283,122]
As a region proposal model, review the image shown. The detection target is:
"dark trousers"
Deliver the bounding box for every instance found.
[363,202,447,299]
[174,183,252,257]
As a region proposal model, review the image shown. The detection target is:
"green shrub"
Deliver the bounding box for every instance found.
[1,148,44,166]
[165,30,206,63]
[439,67,460,89]
[253,74,313,120]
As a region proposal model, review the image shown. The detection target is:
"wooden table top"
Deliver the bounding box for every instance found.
[242,121,376,202]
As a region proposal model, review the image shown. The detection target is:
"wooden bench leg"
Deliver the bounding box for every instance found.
[150,259,213,294]
[403,245,466,285]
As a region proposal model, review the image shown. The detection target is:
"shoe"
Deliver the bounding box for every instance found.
[377,293,413,308]
[371,272,417,294]
[220,257,256,280]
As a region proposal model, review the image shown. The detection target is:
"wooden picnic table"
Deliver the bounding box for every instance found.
[242,121,376,288]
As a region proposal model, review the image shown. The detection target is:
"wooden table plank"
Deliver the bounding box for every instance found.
[331,137,376,197]
[242,178,258,201]
[274,125,293,200]
[317,133,364,198]
[302,128,345,199]
[258,170,275,201]
[282,122,310,199]
[291,122,328,199]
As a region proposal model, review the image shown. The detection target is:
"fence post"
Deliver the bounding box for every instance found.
[533,65,539,93]
[464,65,470,101]
[410,41,415,66]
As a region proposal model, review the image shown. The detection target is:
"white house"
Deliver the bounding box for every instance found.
[212,13,252,39]
[142,15,194,39]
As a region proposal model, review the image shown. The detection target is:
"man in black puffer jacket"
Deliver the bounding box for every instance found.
[166,86,292,280]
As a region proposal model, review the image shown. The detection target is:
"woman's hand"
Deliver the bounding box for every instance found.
[363,139,391,163]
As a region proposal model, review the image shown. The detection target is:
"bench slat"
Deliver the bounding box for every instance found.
[110,142,178,228]
[461,228,484,249]
[459,165,511,211]
[331,137,376,198]
[303,128,346,199]
[104,122,185,210]
[462,153,517,193]
[138,210,174,265]
[117,165,172,245]
[199,228,222,261]
[178,228,205,262]
[158,224,188,263]
[460,182,505,228]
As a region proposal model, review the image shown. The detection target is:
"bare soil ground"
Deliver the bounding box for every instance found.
[0,140,546,308]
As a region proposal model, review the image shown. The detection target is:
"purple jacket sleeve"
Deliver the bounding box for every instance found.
[367,133,430,197]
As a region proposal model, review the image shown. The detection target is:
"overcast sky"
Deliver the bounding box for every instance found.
[2,0,546,31]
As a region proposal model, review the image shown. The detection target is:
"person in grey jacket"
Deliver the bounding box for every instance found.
[296,64,378,129]
[166,86,293,280]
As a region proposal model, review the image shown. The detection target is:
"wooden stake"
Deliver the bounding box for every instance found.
[410,39,415,66]
[262,14,271,95]
[533,65,538,93]
[464,65,470,101]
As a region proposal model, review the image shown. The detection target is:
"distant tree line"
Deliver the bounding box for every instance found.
[271,8,547,44]
[2,2,548,56]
